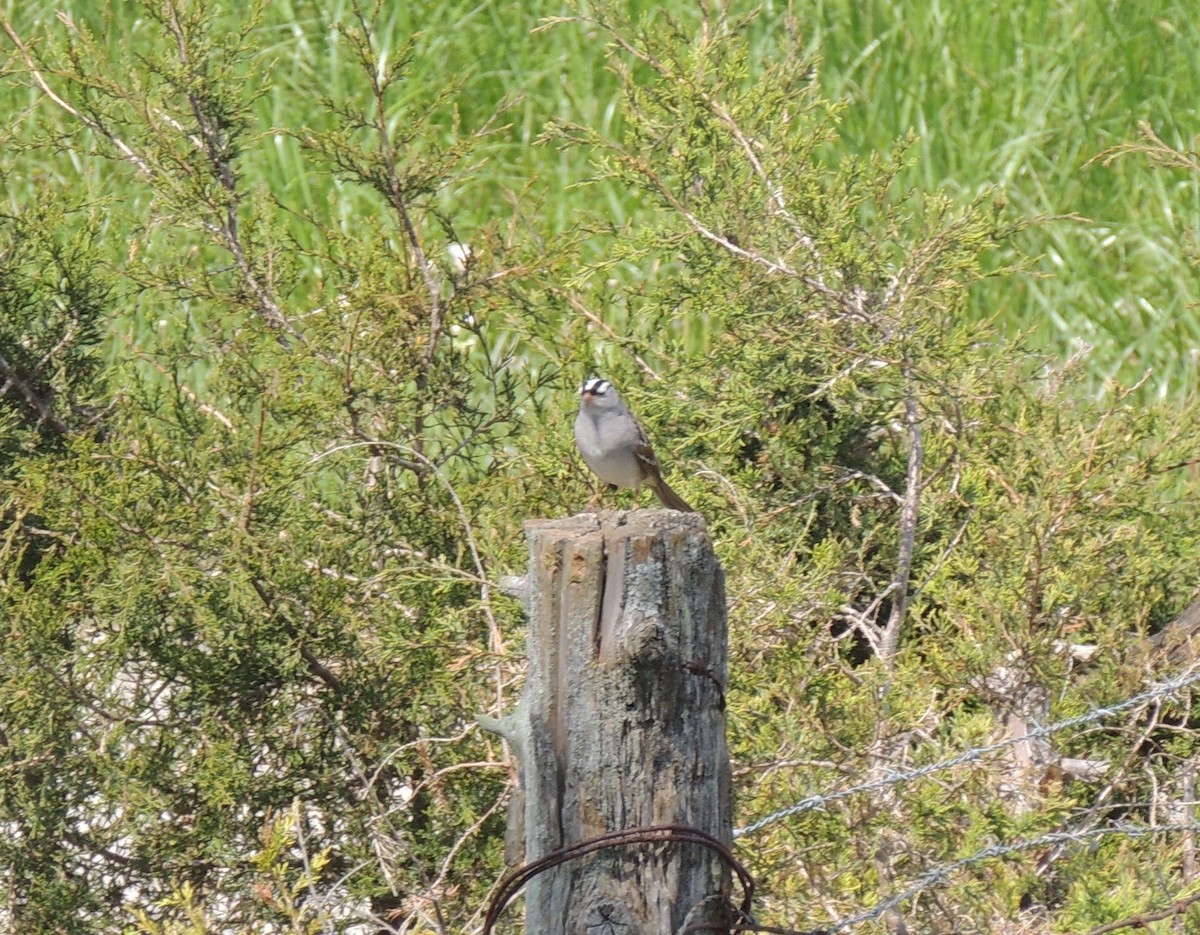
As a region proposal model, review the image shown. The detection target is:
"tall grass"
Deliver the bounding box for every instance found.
[4,0,1198,393]
[805,0,1200,395]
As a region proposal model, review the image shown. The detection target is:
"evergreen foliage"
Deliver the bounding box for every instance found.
[2,1,1200,933]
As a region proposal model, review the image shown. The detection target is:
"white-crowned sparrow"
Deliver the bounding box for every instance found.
[574,377,695,513]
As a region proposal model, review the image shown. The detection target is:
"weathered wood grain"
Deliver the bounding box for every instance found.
[486,510,731,933]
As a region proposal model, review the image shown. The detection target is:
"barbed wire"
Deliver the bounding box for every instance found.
[468,670,1200,934]
[818,821,1200,933]
[735,667,1200,838]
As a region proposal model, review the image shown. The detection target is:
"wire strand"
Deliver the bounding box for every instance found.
[735,667,1200,838]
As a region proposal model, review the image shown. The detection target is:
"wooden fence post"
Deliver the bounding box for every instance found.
[483,510,732,932]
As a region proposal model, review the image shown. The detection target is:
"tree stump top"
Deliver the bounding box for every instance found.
[497,508,731,932]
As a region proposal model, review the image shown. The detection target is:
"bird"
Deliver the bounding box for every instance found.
[573,377,695,512]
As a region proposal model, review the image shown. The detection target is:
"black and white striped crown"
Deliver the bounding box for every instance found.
[581,377,611,396]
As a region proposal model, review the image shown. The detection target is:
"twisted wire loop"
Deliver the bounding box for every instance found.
[480,824,754,935]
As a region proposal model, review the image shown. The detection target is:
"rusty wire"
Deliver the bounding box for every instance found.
[480,823,754,934]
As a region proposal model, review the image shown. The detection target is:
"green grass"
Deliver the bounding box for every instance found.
[4,0,1199,392]
[803,0,1200,395]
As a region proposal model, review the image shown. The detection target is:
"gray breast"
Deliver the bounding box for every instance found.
[575,409,643,488]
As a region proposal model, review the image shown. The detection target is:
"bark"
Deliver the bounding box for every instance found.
[484,510,731,933]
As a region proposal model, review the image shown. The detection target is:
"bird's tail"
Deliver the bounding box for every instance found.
[649,476,696,513]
